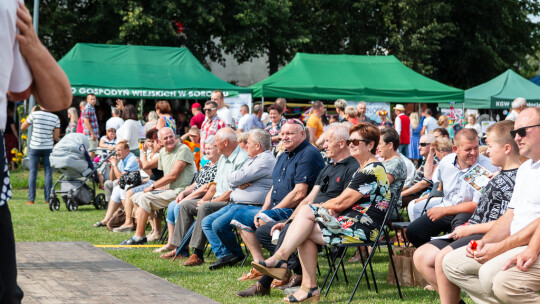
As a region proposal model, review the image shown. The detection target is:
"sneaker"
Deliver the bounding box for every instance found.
[237,268,263,281]
[236,282,270,297]
[26,201,34,205]
[112,225,135,233]
[183,254,204,266]
[120,236,147,245]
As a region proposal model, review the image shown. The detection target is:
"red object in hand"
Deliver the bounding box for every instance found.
[470,240,478,251]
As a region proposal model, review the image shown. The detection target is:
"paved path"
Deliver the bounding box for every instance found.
[16,242,219,304]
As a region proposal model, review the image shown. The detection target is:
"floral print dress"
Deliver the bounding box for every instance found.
[311,162,391,245]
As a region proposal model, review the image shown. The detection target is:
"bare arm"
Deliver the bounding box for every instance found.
[321,188,363,212]
[420,125,427,136]
[156,117,166,130]
[149,160,187,190]
[10,123,18,140]
[212,190,232,203]
[289,185,321,219]
[423,147,436,180]
[401,180,430,197]
[12,4,71,111]
[308,127,317,145]
[139,151,159,170]
[53,128,59,142]
[482,209,514,243]
[272,183,309,209]
[20,121,30,131]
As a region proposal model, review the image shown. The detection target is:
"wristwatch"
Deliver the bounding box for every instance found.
[151,184,155,190]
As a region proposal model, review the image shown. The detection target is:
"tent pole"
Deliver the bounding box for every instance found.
[261,96,264,109]
[140,99,143,120]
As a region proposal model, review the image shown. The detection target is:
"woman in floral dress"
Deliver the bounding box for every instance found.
[265,104,286,148]
[252,122,391,302]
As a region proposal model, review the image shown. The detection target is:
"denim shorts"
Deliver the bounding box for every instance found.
[229,204,262,232]
[255,208,294,226]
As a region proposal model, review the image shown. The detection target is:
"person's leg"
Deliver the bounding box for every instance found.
[190,201,229,251]
[241,229,265,262]
[413,243,442,290]
[42,149,53,202]
[121,189,135,227]
[217,205,260,258]
[98,186,122,225]
[267,205,325,265]
[442,246,497,304]
[171,199,198,248]
[478,246,528,302]
[0,204,24,303]
[436,246,461,304]
[492,249,540,303]
[164,200,178,248]
[201,204,234,259]
[27,148,39,203]
[104,180,114,202]
[284,238,320,301]
[406,214,453,248]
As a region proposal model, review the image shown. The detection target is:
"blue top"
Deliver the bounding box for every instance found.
[240,114,265,131]
[270,139,325,207]
[118,152,139,172]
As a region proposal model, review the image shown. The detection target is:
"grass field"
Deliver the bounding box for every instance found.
[10,167,454,303]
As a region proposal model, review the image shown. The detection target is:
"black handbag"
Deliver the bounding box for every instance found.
[118,171,142,190]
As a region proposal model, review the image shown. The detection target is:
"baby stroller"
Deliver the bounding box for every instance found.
[48,133,113,211]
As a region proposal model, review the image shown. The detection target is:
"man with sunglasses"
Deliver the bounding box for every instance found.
[200,100,226,155]
[442,107,540,303]
[237,123,358,296]
[406,128,498,248]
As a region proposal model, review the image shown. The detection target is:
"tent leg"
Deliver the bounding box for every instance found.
[261,96,264,108]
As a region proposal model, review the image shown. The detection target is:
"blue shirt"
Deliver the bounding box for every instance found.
[271,139,325,207]
[240,114,265,131]
[118,152,139,173]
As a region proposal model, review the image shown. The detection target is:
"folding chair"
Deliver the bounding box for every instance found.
[323,191,403,303]
[391,181,444,246]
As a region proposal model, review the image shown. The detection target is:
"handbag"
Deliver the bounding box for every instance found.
[387,246,428,287]
[106,209,126,231]
[118,170,142,190]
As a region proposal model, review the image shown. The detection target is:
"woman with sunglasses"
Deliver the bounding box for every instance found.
[252,122,391,303]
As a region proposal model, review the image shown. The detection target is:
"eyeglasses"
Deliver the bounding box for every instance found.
[419,142,430,147]
[510,124,540,138]
[320,175,330,193]
[346,139,370,146]
[204,108,216,112]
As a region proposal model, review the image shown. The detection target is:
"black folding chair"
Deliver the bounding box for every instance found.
[391,181,444,246]
[323,191,403,303]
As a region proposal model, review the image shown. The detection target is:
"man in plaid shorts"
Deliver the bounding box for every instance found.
[82,93,99,157]
[200,100,226,154]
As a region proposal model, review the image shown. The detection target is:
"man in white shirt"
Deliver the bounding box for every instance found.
[421,108,438,136]
[236,104,250,132]
[406,128,498,248]
[1,1,71,302]
[505,97,527,121]
[106,107,124,131]
[211,90,233,127]
[443,108,540,304]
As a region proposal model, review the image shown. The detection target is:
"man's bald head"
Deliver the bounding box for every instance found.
[454,128,478,146]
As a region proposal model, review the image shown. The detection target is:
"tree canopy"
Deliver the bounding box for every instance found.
[33,0,539,89]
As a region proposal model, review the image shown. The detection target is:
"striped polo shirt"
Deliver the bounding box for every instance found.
[26,110,60,150]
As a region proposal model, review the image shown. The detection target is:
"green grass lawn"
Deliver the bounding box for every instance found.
[10,168,451,303]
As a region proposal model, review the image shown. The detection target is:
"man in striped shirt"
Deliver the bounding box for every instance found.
[21,106,60,205]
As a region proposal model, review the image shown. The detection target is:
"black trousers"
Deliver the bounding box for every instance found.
[406,212,472,248]
[255,219,303,288]
[0,130,23,304]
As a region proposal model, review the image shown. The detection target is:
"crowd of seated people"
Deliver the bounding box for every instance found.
[85,92,539,303]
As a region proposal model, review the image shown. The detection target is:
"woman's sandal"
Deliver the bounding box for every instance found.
[251,253,289,281]
[283,285,320,303]
[93,221,104,228]
[153,245,171,253]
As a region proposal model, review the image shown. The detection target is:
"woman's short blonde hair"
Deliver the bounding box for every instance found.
[431,137,453,153]
[345,106,358,118]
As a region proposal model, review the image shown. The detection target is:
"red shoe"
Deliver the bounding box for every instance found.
[26,201,34,205]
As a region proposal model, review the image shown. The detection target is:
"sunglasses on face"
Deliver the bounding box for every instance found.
[419,142,430,147]
[346,139,369,146]
[204,108,216,112]
[510,124,540,138]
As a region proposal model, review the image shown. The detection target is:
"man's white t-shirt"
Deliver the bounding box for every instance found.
[507,159,540,235]
[105,116,124,131]
[237,114,250,131]
[423,116,438,134]
[0,0,32,130]
[217,106,233,127]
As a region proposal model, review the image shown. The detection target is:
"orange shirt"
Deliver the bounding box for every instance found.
[306,114,324,140]
[183,140,201,170]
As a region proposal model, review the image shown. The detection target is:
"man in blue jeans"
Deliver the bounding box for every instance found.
[21,106,60,205]
[201,129,276,270]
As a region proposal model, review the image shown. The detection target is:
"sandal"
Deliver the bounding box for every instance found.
[251,253,289,281]
[284,285,320,303]
[93,221,105,228]
[153,245,172,253]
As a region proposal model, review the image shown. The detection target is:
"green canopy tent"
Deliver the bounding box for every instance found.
[249,53,463,103]
[59,43,252,100]
[462,69,540,109]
